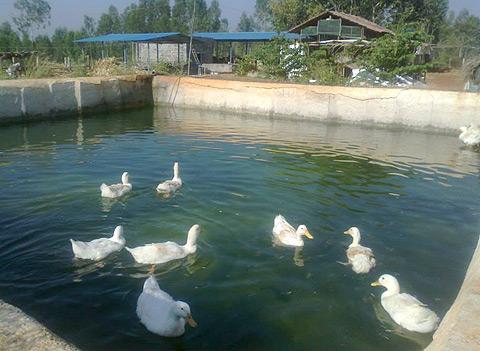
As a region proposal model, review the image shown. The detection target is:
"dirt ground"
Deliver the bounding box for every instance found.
[425,69,466,91]
[204,70,467,92]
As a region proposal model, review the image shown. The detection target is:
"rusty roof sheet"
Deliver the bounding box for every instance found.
[289,10,394,35]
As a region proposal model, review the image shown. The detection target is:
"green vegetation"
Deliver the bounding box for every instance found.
[359,25,433,78]
[236,39,345,85]
[0,0,229,74]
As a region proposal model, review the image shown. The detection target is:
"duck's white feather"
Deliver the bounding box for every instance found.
[374,274,439,334]
[70,226,125,261]
[344,227,375,274]
[347,246,376,273]
[459,124,480,146]
[272,215,303,247]
[156,179,182,193]
[127,242,188,264]
[136,276,186,337]
[157,162,182,193]
[100,172,132,198]
[127,225,200,265]
[382,293,439,333]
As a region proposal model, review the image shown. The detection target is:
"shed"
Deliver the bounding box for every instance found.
[74,32,213,67]
[289,10,393,42]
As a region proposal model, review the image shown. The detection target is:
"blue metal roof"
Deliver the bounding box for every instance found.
[74,32,185,43]
[75,31,303,43]
[193,31,302,42]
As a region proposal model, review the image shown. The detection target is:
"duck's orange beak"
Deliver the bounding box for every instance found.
[186,314,197,327]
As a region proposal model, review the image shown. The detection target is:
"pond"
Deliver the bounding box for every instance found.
[0,106,479,351]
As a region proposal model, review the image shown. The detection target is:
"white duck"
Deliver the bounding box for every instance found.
[459,124,480,146]
[100,172,132,198]
[343,227,376,274]
[137,275,197,337]
[272,215,313,247]
[126,224,200,266]
[157,162,182,193]
[371,274,440,333]
[70,225,126,261]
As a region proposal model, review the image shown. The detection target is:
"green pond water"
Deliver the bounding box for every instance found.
[0,107,479,351]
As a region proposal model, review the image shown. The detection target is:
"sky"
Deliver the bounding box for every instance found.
[0,0,479,35]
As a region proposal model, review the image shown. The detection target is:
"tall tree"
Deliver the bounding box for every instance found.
[0,22,22,50]
[12,0,51,37]
[254,0,273,30]
[96,5,122,34]
[81,15,96,37]
[207,0,221,32]
[171,0,190,32]
[237,12,257,32]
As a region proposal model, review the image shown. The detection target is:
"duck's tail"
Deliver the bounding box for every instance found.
[351,255,376,274]
[70,239,86,258]
[100,183,113,197]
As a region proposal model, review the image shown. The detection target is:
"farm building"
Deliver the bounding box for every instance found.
[75,31,302,73]
[289,10,393,45]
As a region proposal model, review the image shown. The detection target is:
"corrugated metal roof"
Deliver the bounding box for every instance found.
[74,32,186,43]
[193,31,302,42]
[75,32,303,43]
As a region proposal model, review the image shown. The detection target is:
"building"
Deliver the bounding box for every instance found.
[75,31,302,74]
[289,10,393,45]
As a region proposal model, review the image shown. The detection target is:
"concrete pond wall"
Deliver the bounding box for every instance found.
[153,76,480,130]
[0,75,153,123]
[0,75,479,350]
[0,300,79,351]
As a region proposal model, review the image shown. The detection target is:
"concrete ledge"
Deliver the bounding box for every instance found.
[0,300,79,351]
[153,76,480,130]
[425,237,480,351]
[0,75,153,122]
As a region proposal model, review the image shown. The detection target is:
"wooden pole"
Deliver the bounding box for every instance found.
[187,0,196,75]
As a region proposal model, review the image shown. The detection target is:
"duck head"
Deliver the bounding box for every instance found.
[185,224,201,249]
[173,162,180,180]
[296,225,313,240]
[121,172,130,185]
[174,301,197,328]
[112,225,125,243]
[344,227,361,246]
[371,274,400,297]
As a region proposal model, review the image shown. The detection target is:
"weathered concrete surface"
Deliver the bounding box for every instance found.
[0,300,79,351]
[0,75,153,121]
[425,237,480,351]
[153,76,480,130]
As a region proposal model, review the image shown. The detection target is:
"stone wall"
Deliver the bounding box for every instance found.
[0,75,153,122]
[425,237,480,351]
[137,40,214,67]
[0,300,79,351]
[153,76,480,130]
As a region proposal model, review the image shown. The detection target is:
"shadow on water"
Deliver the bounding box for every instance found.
[0,106,479,350]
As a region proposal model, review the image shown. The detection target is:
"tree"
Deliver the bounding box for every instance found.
[220,18,229,31]
[81,15,96,37]
[361,25,432,78]
[255,0,449,37]
[207,0,221,32]
[33,34,53,57]
[0,22,22,51]
[254,0,273,30]
[171,0,190,33]
[237,12,257,32]
[97,5,122,34]
[12,0,51,37]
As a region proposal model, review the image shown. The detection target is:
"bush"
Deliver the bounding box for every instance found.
[153,61,184,75]
[235,55,257,76]
[361,25,433,79]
